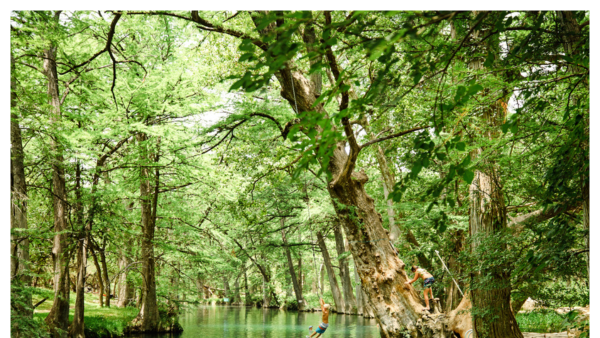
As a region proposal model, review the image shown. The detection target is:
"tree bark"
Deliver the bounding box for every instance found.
[244,269,250,305]
[316,232,344,312]
[98,239,111,307]
[42,13,71,335]
[89,245,104,307]
[11,52,32,336]
[354,266,364,315]
[333,221,358,314]
[71,162,86,338]
[281,223,306,310]
[117,250,134,307]
[469,170,522,338]
[133,132,160,331]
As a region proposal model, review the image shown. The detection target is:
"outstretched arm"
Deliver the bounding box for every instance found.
[405,272,420,285]
[319,297,325,310]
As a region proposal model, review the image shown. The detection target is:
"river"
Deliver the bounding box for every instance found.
[126,305,380,338]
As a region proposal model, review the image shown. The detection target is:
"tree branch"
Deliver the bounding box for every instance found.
[361,126,430,149]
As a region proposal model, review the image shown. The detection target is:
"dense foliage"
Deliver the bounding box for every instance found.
[11,10,588,338]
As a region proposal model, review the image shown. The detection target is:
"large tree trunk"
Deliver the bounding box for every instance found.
[133,132,160,331]
[333,221,357,314]
[281,223,306,310]
[11,52,32,336]
[469,170,522,338]
[272,59,450,336]
[316,232,345,312]
[42,17,71,335]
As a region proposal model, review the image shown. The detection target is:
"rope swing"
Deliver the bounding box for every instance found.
[306,181,321,300]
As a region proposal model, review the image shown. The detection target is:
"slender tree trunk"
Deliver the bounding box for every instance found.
[89,245,104,307]
[117,250,134,307]
[333,221,358,314]
[42,15,71,335]
[11,52,32,336]
[99,239,111,307]
[244,270,250,305]
[316,232,344,312]
[234,275,241,304]
[319,264,325,295]
[354,267,363,316]
[223,276,230,301]
[196,273,204,301]
[133,132,160,331]
[281,224,306,310]
[71,162,87,338]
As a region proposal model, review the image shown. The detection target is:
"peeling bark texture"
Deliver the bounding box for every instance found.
[469,170,523,338]
[281,223,306,310]
[42,17,71,335]
[333,221,358,314]
[316,232,345,312]
[11,52,32,335]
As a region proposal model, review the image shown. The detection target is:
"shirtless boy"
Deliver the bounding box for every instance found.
[405,265,436,311]
[307,298,330,338]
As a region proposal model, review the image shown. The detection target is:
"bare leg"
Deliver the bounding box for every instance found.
[423,289,430,310]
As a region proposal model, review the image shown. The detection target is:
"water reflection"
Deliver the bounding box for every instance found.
[124,305,379,338]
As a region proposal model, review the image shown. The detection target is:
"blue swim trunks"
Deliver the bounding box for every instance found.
[316,323,329,334]
[424,277,435,288]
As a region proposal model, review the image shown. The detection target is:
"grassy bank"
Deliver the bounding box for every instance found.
[516,309,566,333]
[33,288,139,338]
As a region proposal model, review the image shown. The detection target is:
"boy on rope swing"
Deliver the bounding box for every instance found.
[307,298,330,338]
[405,265,436,311]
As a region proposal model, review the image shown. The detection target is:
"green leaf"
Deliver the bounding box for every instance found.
[456,142,466,151]
[462,169,474,184]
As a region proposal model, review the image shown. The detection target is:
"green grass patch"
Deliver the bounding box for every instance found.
[33,287,139,338]
[516,309,566,333]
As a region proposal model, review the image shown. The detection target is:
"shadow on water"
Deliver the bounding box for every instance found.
[124,305,379,338]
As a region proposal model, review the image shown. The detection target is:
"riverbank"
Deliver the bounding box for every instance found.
[32,288,181,337]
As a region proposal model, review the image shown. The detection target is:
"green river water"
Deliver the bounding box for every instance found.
[126,305,380,338]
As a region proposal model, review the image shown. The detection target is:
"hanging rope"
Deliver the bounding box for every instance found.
[435,250,464,297]
[290,68,299,114]
[306,181,321,300]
